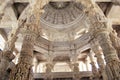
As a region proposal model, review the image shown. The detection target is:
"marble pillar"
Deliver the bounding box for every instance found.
[9,31,36,80]
[88,9,120,80]
[0,29,19,80]
[110,30,120,59]
[96,30,120,80]
[73,63,80,80]
[81,1,120,79]
[45,63,53,80]
[88,50,100,80]
[70,45,80,80]
[90,40,108,80]
[96,54,108,80]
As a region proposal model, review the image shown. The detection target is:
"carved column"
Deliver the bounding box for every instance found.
[72,63,80,80]
[9,30,36,80]
[0,28,20,80]
[88,50,100,80]
[89,9,120,79]
[80,0,120,79]
[44,44,54,80]
[96,53,108,80]
[90,40,108,80]
[70,44,80,80]
[45,63,53,80]
[110,30,120,59]
[96,29,120,80]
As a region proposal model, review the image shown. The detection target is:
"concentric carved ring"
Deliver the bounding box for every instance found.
[40,2,86,30]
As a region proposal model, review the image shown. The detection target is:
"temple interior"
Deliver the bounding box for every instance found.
[0,0,120,80]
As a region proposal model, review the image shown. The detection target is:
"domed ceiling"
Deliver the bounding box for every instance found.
[41,2,86,29]
[40,1,89,41]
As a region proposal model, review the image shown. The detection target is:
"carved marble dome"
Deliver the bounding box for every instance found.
[40,1,89,42]
[40,2,87,30]
[16,1,89,42]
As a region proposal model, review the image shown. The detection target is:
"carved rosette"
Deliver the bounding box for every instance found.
[96,31,120,80]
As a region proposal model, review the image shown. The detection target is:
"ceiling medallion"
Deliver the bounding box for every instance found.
[49,2,70,9]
